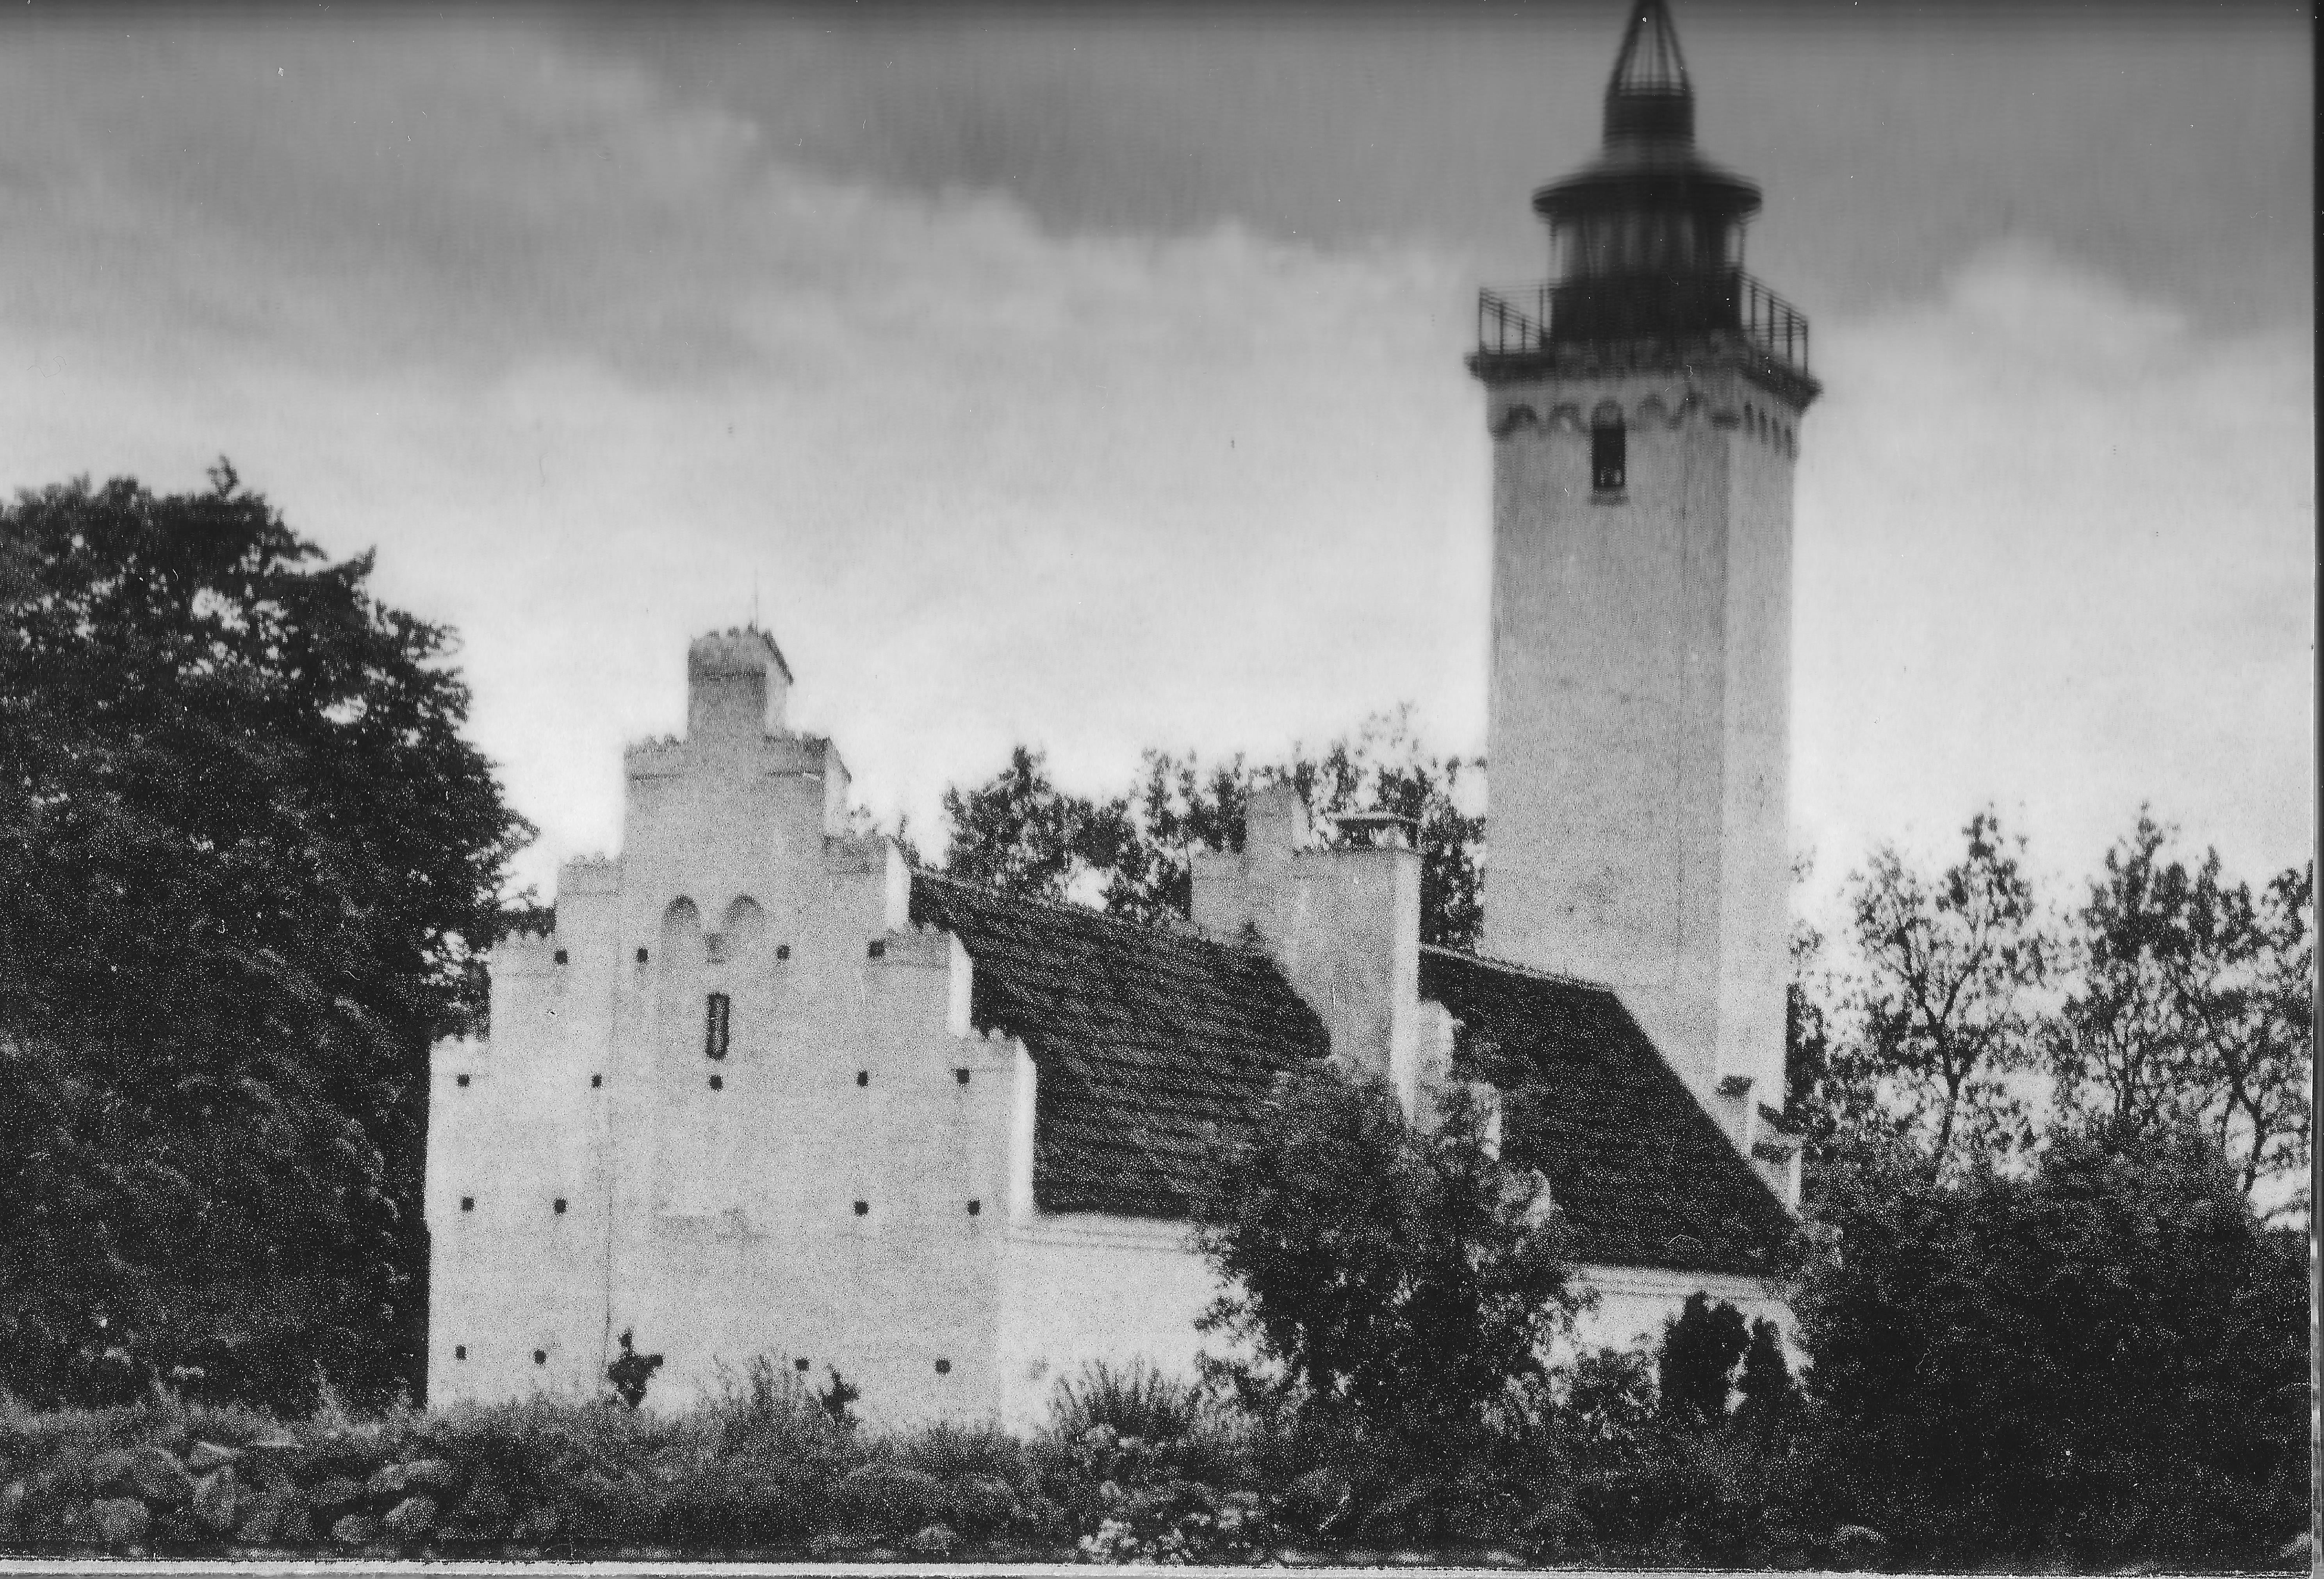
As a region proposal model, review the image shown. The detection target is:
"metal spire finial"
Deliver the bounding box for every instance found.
[1604,0,1694,145]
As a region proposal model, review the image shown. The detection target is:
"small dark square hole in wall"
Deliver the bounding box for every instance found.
[460,1197,474,1212]
[454,1345,467,1361]
[533,1349,547,1366]
[934,1358,951,1375]
[635,946,649,963]
[456,1073,470,1088]
[967,1199,981,1216]
[955,1068,970,1085]
[554,948,568,965]
[709,1075,724,1091]
[867,939,885,958]
[794,1357,811,1372]
[554,1198,567,1215]
[853,1200,869,1217]
[775,943,791,961]
[856,1070,869,1087]
[591,1074,603,1089]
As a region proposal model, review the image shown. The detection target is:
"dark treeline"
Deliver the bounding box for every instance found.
[0,471,529,1413]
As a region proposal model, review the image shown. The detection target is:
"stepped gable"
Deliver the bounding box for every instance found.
[909,869,1331,1219]
[1422,945,1796,1276]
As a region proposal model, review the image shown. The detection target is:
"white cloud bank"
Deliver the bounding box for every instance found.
[0,30,2307,908]
[1796,240,2313,898]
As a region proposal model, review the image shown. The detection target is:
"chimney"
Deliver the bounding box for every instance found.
[687,628,792,742]
[1192,785,1423,1102]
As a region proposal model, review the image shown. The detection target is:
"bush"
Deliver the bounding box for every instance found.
[1046,1359,1209,1447]
[1793,1126,2308,1567]
[1657,1293,1750,1425]
[1190,1061,1579,1541]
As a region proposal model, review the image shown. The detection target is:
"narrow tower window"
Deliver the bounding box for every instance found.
[1591,410,1627,494]
[704,992,731,1060]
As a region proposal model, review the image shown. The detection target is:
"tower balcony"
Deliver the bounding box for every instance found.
[1472,267,1816,402]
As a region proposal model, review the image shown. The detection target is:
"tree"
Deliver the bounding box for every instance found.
[937,710,1485,948]
[1793,1128,2307,1567]
[1839,810,2051,1178]
[1190,1060,1579,1528]
[2047,812,2312,1215]
[1655,1293,1750,1426]
[1731,1318,1795,1438]
[2046,815,2195,1138]
[933,745,1131,905]
[0,468,529,1409]
[1784,864,1904,1188]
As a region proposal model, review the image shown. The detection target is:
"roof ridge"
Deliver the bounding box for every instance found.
[910,866,1265,957]
[1420,941,1616,995]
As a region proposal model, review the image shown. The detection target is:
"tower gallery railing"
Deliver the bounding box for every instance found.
[1476,268,1811,379]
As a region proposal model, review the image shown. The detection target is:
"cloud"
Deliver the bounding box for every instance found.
[0,25,1490,895]
[0,27,2305,916]
[1794,239,2312,900]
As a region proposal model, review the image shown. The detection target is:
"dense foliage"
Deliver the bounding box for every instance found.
[1792,809,2311,1217]
[936,713,1483,948]
[1791,1127,2308,1566]
[1189,1061,1581,1538]
[0,469,529,1412]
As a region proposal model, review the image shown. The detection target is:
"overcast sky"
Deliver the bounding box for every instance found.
[0,1,2310,914]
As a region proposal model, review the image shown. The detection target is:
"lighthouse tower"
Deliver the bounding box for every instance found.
[1470,0,1818,1148]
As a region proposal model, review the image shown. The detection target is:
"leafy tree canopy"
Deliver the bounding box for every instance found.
[1190,1060,1579,1529]
[1793,808,2311,1216]
[1792,1126,2307,1566]
[935,711,1483,949]
[0,467,529,1410]
[2045,812,2311,1213]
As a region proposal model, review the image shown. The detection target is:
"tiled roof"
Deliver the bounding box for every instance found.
[908,871,1331,1218]
[909,871,1793,1276]
[1420,946,1795,1276]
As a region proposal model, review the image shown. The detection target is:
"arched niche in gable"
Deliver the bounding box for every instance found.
[720,896,767,963]
[659,897,702,971]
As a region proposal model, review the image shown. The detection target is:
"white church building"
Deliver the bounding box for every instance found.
[425,0,1817,1429]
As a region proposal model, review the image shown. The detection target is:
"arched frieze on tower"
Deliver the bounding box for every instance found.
[1488,400,1596,438]
[1631,389,1710,429]
[1491,389,1734,439]
[1489,403,1540,438]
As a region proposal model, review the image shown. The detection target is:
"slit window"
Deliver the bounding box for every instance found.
[955,1068,971,1086]
[967,1199,981,1216]
[1591,414,1627,494]
[704,993,731,1060]
[934,1359,952,1375]
[533,1349,547,1366]
[853,1200,870,1217]
[460,1197,474,1212]
[856,1070,869,1087]
[709,1074,724,1091]
[455,1074,470,1088]
[553,948,568,965]
[454,1345,467,1361]
[775,944,791,961]
[553,1198,568,1215]
[794,1357,810,1372]
[591,1073,603,1089]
